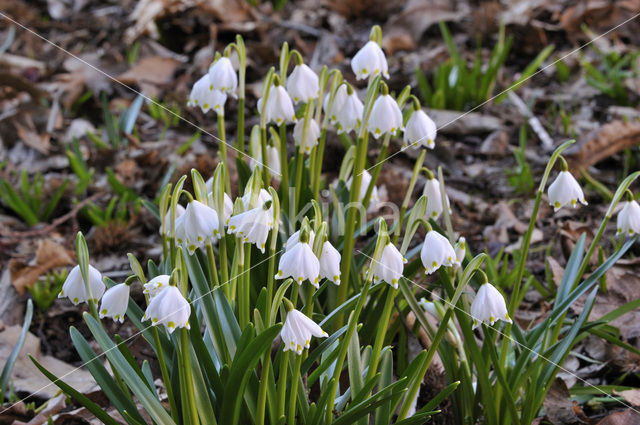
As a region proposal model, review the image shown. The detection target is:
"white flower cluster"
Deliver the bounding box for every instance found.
[276,230,341,288]
[187,56,237,115]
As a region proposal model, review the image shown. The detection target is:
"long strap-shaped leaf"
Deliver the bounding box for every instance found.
[84,314,176,424]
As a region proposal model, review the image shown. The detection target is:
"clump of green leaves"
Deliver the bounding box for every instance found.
[26,270,68,311]
[82,194,136,227]
[416,22,553,111]
[0,169,69,226]
[506,126,535,194]
[580,47,639,106]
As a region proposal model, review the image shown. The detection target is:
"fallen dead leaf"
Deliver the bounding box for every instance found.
[543,378,584,425]
[615,389,640,407]
[14,115,50,155]
[596,409,640,425]
[117,56,180,97]
[11,394,66,425]
[0,325,96,398]
[9,239,74,295]
[565,120,640,172]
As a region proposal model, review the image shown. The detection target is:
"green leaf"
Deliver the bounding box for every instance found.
[29,355,120,425]
[0,299,33,401]
[83,314,176,424]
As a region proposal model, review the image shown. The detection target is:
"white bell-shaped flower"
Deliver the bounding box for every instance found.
[161,204,185,237]
[286,64,319,103]
[547,171,587,211]
[423,177,450,220]
[293,118,321,154]
[335,91,364,134]
[351,40,389,80]
[99,283,130,323]
[454,236,466,264]
[227,204,274,253]
[58,265,105,305]
[373,243,406,289]
[175,200,220,254]
[208,57,237,95]
[143,286,191,333]
[346,169,380,205]
[258,85,296,125]
[276,241,320,287]
[319,241,341,285]
[420,230,459,274]
[143,275,170,300]
[285,230,315,251]
[205,177,233,222]
[250,145,281,178]
[323,84,348,124]
[470,283,512,329]
[281,309,327,355]
[368,94,403,139]
[241,188,272,211]
[617,200,640,236]
[404,109,436,149]
[419,298,440,319]
[187,74,227,115]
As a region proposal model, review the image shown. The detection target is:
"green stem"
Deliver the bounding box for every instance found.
[206,243,220,288]
[362,136,389,208]
[237,97,245,157]
[397,308,453,420]
[277,350,289,421]
[313,128,328,199]
[365,285,396,383]
[218,114,231,194]
[288,354,303,425]
[239,243,251,329]
[294,149,304,214]
[261,126,270,185]
[279,124,290,213]
[256,350,271,425]
[152,327,179,422]
[219,235,230,295]
[180,328,200,425]
[335,134,368,324]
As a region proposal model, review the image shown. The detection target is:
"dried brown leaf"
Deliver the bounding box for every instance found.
[543,378,584,425]
[565,120,640,172]
[118,56,180,97]
[596,409,640,425]
[9,239,74,295]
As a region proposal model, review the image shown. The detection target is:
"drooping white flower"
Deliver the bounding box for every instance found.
[323,84,348,123]
[368,94,403,139]
[281,309,327,355]
[58,265,105,305]
[319,241,341,285]
[454,236,466,264]
[250,145,281,178]
[187,74,227,115]
[351,40,389,80]
[293,118,321,154]
[423,178,450,220]
[470,283,512,329]
[241,188,272,211]
[205,178,233,222]
[346,169,380,205]
[286,64,319,103]
[143,275,170,300]
[276,241,320,287]
[175,200,220,254]
[143,286,191,333]
[335,91,364,134]
[285,230,316,251]
[99,283,130,323]
[161,204,185,237]
[547,171,587,211]
[208,57,237,95]
[404,109,436,149]
[258,85,296,125]
[419,298,440,319]
[373,243,406,289]
[617,200,640,236]
[420,230,459,274]
[227,204,274,253]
